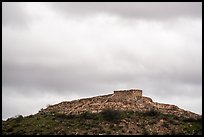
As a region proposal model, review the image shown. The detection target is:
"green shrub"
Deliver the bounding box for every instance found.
[80,111,94,119]
[143,129,150,135]
[16,129,25,135]
[100,108,121,122]
[183,117,202,123]
[162,122,169,128]
[14,115,23,122]
[6,127,14,132]
[54,112,73,119]
[145,109,160,116]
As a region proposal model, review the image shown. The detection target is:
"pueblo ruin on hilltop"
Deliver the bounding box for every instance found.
[41,89,200,120]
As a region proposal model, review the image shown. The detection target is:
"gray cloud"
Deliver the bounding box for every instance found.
[2,2,202,120]
[2,2,30,28]
[50,2,202,19]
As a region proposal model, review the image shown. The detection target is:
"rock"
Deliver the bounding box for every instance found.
[41,89,200,121]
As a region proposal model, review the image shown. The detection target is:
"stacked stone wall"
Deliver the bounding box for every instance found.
[113,89,142,101]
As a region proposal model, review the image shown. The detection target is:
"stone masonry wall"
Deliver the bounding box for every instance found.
[113,89,142,101]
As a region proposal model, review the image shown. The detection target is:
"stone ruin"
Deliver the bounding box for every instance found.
[113,89,142,101]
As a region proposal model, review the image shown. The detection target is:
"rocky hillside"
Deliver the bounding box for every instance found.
[2,89,202,135]
[41,89,200,120]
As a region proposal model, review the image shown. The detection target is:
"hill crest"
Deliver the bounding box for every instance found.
[41,89,200,120]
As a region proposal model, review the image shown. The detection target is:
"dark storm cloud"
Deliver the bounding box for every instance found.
[50,2,202,19]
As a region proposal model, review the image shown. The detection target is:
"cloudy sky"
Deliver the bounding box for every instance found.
[2,2,202,120]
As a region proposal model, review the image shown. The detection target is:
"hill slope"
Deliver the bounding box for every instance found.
[2,89,202,135]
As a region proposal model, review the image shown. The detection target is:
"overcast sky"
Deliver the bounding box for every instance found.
[2,2,202,120]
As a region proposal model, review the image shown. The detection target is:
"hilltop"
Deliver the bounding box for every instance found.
[2,89,202,135]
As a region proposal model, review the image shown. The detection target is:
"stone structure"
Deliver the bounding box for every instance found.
[113,89,142,101]
[41,88,201,120]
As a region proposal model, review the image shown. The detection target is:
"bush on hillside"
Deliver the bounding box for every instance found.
[145,109,160,116]
[100,108,121,122]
